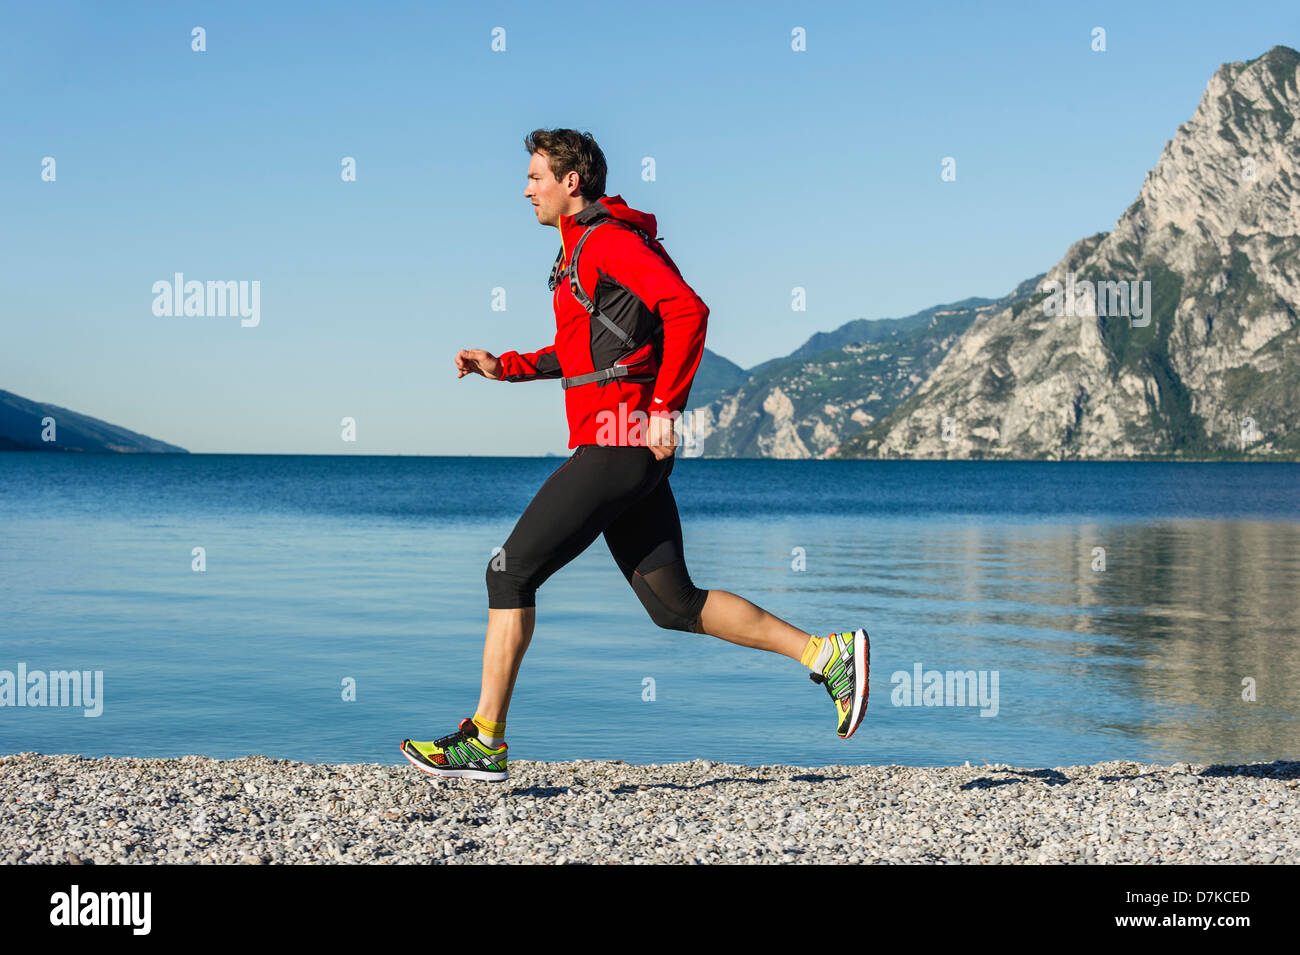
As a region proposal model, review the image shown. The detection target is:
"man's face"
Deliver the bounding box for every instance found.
[525,150,576,227]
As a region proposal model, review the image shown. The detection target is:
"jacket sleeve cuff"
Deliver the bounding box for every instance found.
[497,351,520,380]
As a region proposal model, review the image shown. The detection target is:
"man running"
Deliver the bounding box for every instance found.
[401,128,868,781]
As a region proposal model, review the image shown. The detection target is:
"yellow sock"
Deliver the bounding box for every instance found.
[800,634,825,669]
[473,713,506,746]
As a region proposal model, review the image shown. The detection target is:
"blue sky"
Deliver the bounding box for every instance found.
[2,0,1296,455]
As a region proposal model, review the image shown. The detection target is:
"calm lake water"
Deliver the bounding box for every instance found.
[2,453,1298,768]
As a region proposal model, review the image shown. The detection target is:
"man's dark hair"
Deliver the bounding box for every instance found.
[524,128,607,202]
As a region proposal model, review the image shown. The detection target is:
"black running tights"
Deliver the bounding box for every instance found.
[485,444,710,633]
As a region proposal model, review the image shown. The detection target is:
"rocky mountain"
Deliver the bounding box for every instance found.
[836,45,1300,460]
[0,389,188,453]
[684,284,1040,458]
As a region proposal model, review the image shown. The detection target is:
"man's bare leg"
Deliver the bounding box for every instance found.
[697,590,810,661]
[474,607,535,724]
[475,593,812,725]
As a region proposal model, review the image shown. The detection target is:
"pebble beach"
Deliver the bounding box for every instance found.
[1,752,1295,864]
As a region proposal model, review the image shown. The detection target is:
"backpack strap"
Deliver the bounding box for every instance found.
[551,218,671,390]
[566,222,642,350]
[558,364,649,389]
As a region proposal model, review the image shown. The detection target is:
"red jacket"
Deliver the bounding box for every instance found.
[497,195,709,449]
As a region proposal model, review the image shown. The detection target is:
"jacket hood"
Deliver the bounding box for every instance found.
[558,195,657,264]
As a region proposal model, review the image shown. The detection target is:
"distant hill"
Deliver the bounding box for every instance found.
[838,45,1300,460]
[686,47,1300,461]
[683,283,1039,457]
[0,389,188,453]
[686,347,750,407]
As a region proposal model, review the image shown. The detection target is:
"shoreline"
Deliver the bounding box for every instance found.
[2,752,1295,864]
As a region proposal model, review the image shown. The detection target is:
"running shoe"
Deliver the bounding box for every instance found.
[401,718,509,782]
[809,628,870,738]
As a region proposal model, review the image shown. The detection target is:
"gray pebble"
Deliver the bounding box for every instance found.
[0,752,1293,865]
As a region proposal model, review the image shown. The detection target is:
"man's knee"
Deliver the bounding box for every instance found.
[486,552,535,609]
[631,569,708,633]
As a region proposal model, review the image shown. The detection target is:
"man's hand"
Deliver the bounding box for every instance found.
[456,349,504,380]
[647,413,677,460]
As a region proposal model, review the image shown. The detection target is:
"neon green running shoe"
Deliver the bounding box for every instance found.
[809,628,870,738]
[401,718,508,782]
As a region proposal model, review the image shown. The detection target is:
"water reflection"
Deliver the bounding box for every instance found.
[814,519,1300,764]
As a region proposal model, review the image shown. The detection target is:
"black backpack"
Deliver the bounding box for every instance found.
[547,218,675,389]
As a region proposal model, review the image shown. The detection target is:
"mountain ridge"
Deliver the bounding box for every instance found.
[0,389,188,453]
[832,44,1300,461]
